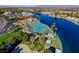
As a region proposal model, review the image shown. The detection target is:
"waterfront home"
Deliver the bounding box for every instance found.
[47,33,54,40]
[45,39,51,45]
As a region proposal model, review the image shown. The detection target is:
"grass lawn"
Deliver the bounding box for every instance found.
[0,25,23,43]
[0,32,11,43]
[52,33,62,49]
[0,31,16,43]
[0,27,21,43]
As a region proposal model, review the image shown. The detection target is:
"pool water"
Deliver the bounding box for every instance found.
[29,22,49,33]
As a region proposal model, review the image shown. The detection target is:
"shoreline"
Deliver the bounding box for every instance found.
[54,33,63,52]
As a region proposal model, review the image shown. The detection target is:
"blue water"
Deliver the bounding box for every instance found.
[55,19,79,53]
[29,22,49,33]
[33,13,79,53]
[33,13,54,27]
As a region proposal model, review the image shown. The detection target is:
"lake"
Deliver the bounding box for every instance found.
[33,13,79,53]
